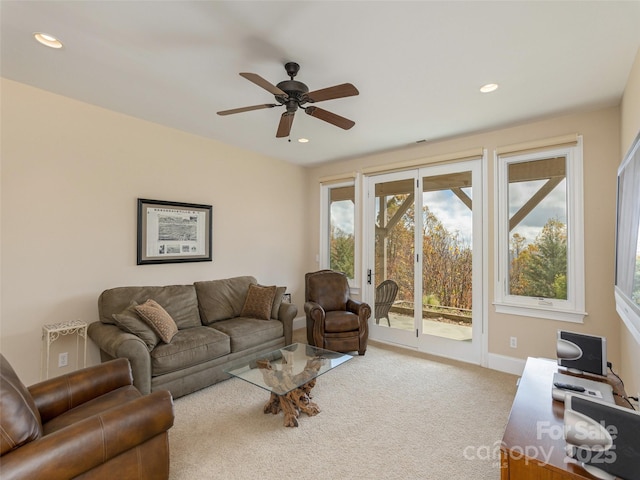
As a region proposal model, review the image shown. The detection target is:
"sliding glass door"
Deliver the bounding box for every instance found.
[369,170,418,347]
[366,160,483,363]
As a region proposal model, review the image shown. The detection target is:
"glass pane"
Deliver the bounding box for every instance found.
[374,179,414,331]
[329,186,355,279]
[225,343,352,395]
[421,172,473,341]
[507,156,567,299]
[616,145,640,307]
[633,222,640,307]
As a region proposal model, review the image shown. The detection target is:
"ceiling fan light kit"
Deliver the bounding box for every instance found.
[33,32,63,49]
[217,62,358,138]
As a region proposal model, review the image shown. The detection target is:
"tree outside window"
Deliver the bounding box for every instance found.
[323,183,356,281]
[495,139,585,322]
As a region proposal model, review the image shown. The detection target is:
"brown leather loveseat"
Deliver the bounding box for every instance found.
[0,354,174,480]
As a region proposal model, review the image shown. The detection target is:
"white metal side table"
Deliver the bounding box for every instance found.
[41,320,88,379]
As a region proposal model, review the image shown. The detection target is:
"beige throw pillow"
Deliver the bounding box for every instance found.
[135,299,178,343]
[240,284,276,320]
[271,286,286,319]
[112,302,160,351]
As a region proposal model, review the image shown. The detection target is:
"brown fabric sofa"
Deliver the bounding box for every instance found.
[0,354,174,480]
[88,276,297,399]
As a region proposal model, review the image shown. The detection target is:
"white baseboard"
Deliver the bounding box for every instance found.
[487,353,526,376]
[292,319,527,378]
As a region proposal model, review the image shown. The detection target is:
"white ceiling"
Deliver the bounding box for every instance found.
[2,1,639,166]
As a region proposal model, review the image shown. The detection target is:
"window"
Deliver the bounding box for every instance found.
[320,179,357,283]
[495,137,585,322]
[615,132,640,343]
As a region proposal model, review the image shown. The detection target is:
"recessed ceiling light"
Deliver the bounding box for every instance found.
[480,83,499,93]
[298,138,309,143]
[34,32,63,49]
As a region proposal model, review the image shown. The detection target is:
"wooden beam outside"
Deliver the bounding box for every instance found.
[509,176,564,231]
[508,157,565,183]
[451,187,472,210]
[330,186,354,203]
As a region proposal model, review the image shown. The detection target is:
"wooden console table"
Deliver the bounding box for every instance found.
[500,357,629,480]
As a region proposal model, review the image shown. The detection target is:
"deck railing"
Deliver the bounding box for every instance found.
[390,302,472,324]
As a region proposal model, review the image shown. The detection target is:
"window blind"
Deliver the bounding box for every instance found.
[496,134,579,157]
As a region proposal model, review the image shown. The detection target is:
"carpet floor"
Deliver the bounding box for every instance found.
[169,339,517,480]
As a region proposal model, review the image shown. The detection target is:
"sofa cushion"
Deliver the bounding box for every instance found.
[0,354,43,455]
[209,318,283,352]
[112,302,160,351]
[324,311,360,333]
[150,327,231,376]
[240,284,276,320]
[135,299,178,343]
[195,276,257,325]
[271,286,286,319]
[99,285,201,329]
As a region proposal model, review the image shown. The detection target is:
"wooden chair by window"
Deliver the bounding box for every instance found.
[375,279,398,326]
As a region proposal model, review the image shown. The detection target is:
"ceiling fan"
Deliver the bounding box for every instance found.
[217,62,359,138]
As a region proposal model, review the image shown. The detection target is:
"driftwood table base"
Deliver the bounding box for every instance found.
[263,379,321,427]
[225,344,353,428]
[257,357,324,427]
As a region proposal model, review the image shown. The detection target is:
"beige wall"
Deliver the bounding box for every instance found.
[619,47,640,396]
[3,63,639,392]
[0,78,307,385]
[306,106,624,374]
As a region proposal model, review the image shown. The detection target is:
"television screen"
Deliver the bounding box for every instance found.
[564,394,640,480]
[557,330,607,376]
[614,131,640,345]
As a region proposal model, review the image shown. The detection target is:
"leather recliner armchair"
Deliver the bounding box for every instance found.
[0,354,174,480]
[304,269,371,355]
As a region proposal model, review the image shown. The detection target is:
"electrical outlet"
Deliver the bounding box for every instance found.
[510,337,517,349]
[58,352,68,367]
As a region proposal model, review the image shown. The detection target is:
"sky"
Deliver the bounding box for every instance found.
[330,201,354,235]
[508,179,567,245]
[331,179,566,249]
[423,188,473,245]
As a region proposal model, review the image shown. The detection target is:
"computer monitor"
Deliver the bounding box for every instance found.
[556,330,607,376]
[564,394,640,480]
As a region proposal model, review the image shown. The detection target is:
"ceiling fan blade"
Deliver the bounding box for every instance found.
[307,83,359,103]
[217,104,278,116]
[305,106,355,130]
[240,72,288,97]
[276,112,295,138]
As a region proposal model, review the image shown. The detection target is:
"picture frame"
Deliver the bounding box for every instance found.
[137,198,212,265]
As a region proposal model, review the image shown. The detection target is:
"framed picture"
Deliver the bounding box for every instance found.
[137,198,212,265]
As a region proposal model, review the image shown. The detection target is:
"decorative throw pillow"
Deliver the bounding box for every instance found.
[240,284,276,320]
[112,302,160,351]
[271,286,286,319]
[134,299,178,343]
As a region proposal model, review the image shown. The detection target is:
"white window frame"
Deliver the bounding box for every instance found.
[494,137,586,322]
[319,176,360,289]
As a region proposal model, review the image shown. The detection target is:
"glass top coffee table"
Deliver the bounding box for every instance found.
[224,343,352,427]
